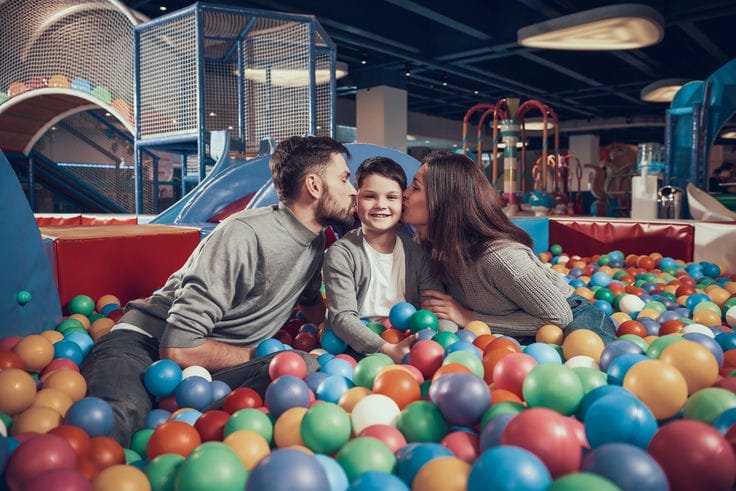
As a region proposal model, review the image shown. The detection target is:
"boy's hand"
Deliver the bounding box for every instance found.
[421,290,473,327]
[379,333,418,364]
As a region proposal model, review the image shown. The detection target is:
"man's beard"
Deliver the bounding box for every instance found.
[316,186,355,229]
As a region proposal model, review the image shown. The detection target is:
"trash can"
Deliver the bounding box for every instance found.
[658,185,683,219]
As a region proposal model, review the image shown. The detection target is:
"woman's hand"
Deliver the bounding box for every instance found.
[421,290,473,327]
[379,334,417,364]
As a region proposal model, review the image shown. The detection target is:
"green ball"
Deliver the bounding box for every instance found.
[146,454,185,491]
[523,364,584,416]
[431,331,459,350]
[366,321,385,336]
[550,244,563,256]
[408,309,439,333]
[16,290,31,306]
[658,292,676,301]
[396,400,448,442]
[646,334,685,359]
[88,312,105,323]
[597,255,610,266]
[175,442,248,491]
[644,301,666,314]
[130,428,154,459]
[548,472,620,491]
[0,412,12,433]
[683,387,736,424]
[612,293,627,310]
[56,318,86,335]
[594,288,614,303]
[336,437,396,481]
[724,298,736,311]
[353,353,394,389]
[224,408,273,443]
[443,351,484,379]
[420,380,431,398]
[480,402,525,428]
[572,367,607,395]
[300,402,351,454]
[618,334,649,352]
[68,294,95,316]
[613,271,628,280]
[124,448,142,464]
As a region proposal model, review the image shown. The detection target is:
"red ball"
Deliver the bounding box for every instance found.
[105,309,125,322]
[441,430,480,463]
[147,421,201,459]
[49,425,92,458]
[194,410,230,442]
[87,437,125,470]
[268,351,308,380]
[157,395,179,413]
[273,330,294,346]
[649,420,736,491]
[409,340,445,378]
[0,336,21,352]
[617,320,647,337]
[492,353,538,399]
[41,358,81,376]
[223,387,263,414]
[334,354,358,367]
[676,285,695,297]
[25,469,92,491]
[0,351,25,370]
[659,320,685,336]
[281,319,304,337]
[292,332,318,352]
[359,424,407,453]
[6,434,77,491]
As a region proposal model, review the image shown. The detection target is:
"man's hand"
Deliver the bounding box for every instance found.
[420,290,473,327]
[379,333,418,364]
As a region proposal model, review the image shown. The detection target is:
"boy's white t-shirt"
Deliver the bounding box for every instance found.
[358,238,406,317]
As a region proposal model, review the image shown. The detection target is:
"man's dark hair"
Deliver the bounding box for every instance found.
[270,136,350,202]
[354,156,407,190]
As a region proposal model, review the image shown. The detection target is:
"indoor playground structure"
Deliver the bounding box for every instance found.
[5,2,736,490]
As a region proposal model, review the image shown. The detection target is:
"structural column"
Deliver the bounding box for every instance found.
[356,85,407,152]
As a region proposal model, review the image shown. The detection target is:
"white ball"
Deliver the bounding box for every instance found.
[181,365,212,381]
[618,294,646,315]
[350,394,400,434]
[310,348,328,357]
[564,355,599,370]
[681,323,715,338]
[0,417,6,437]
[726,306,736,328]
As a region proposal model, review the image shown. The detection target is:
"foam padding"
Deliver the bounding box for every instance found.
[41,224,200,309]
[549,218,694,260]
[511,217,549,254]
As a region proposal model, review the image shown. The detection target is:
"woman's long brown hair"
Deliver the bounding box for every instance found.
[421,151,533,283]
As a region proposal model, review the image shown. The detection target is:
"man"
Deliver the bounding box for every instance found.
[81,136,357,445]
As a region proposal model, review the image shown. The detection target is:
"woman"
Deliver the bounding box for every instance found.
[402,151,616,343]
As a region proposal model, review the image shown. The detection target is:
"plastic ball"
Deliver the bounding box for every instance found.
[223,388,262,413]
[64,397,114,437]
[468,445,552,491]
[274,407,307,448]
[606,353,648,386]
[181,365,212,381]
[24,468,92,491]
[265,375,310,418]
[144,454,185,491]
[246,448,329,491]
[396,400,448,443]
[623,360,688,420]
[144,359,182,398]
[683,387,736,424]
[581,443,668,491]
[68,295,95,317]
[53,340,84,366]
[536,324,564,344]
[269,351,308,380]
[523,342,562,364]
[350,394,401,434]
[492,353,538,399]
[0,368,37,415]
[175,376,214,411]
[147,421,202,459]
[410,340,445,378]
[336,437,396,482]
[599,340,644,372]
[224,408,272,443]
[13,335,54,372]
[223,429,270,470]
[176,441,248,491]
[523,364,584,416]
[300,402,351,454]
[563,329,605,362]
[314,374,351,403]
[584,393,657,448]
[465,320,491,337]
[347,471,408,491]
[255,338,285,358]
[31,387,74,416]
[372,367,421,409]
[408,309,439,332]
[440,430,480,463]
[92,464,150,491]
[5,434,77,491]
[11,406,62,435]
[320,330,347,354]
[396,442,453,486]
[429,373,490,426]
[659,340,718,394]
[389,302,417,330]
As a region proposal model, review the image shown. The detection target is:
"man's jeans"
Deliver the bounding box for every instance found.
[81,330,318,447]
[563,294,618,344]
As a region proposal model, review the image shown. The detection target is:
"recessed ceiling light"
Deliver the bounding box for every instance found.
[406,135,417,141]
[424,140,431,144]
[228,126,233,130]
[452,144,458,147]
[105,112,111,117]
[361,60,367,65]
[474,90,479,94]
[442,82,448,86]
[640,78,691,102]
[316,125,321,130]
[209,112,216,117]
[405,71,411,77]
[721,131,736,139]
[518,4,664,50]
[159,6,167,11]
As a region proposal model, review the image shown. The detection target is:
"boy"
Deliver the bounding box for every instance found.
[323,157,456,363]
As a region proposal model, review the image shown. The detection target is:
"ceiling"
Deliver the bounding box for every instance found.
[124,0,736,144]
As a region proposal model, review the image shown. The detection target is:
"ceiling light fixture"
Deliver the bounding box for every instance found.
[159,6,167,11]
[517,4,664,50]
[522,118,556,131]
[244,61,348,87]
[640,78,691,102]
[361,60,367,65]
[720,131,736,139]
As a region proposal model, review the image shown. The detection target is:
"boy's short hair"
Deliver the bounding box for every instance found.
[270,136,350,202]
[355,157,407,190]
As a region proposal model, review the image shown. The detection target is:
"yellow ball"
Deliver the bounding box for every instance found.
[273,407,307,448]
[412,456,471,491]
[40,330,64,344]
[68,314,91,330]
[96,294,122,312]
[92,464,151,491]
[660,340,718,395]
[0,368,37,415]
[13,334,54,372]
[724,282,736,294]
[90,317,115,342]
[574,287,594,301]
[32,387,74,416]
[637,308,661,321]
[623,359,688,419]
[562,329,605,362]
[536,324,564,345]
[223,429,270,470]
[692,309,722,327]
[11,406,62,435]
[611,312,632,326]
[43,369,87,402]
[338,386,372,413]
[465,320,491,337]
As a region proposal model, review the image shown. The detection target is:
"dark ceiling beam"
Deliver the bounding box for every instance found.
[319,18,423,54]
[435,43,518,62]
[519,52,645,106]
[608,51,659,78]
[676,21,730,65]
[667,0,736,23]
[382,0,491,40]
[514,0,563,19]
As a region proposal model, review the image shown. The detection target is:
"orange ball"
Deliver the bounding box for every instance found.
[617,320,647,338]
[659,340,719,394]
[481,349,513,385]
[432,363,472,383]
[13,334,54,372]
[490,388,524,404]
[0,368,37,415]
[147,421,201,459]
[39,330,64,344]
[380,328,405,344]
[412,456,471,491]
[273,407,307,448]
[68,314,91,330]
[465,320,491,337]
[11,406,62,435]
[89,436,126,470]
[693,309,722,327]
[708,288,731,308]
[43,369,87,402]
[223,429,271,470]
[0,351,25,370]
[32,387,74,416]
[485,338,522,355]
[536,324,564,345]
[623,359,688,419]
[338,386,371,413]
[562,329,605,362]
[610,312,632,327]
[90,318,115,342]
[96,295,121,312]
[92,464,150,491]
[574,287,594,301]
[372,367,421,409]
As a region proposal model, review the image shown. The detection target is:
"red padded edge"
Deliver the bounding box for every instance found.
[208,193,256,223]
[549,218,694,261]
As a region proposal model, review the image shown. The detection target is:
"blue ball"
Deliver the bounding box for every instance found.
[658,257,676,270]
[584,394,657,449]
[593,300,614,315]
[479,413,515,451]
[428,373,490,427]
[581,443,668,491]
[683,332,724,366]
[299,323,319,335]
[211,380,232,402]
[569,278,586,289]
[321,330,347,355]
[315,454,349,491]
[0,434,7,475]
[246,449,330,491]
[685,293,711,312]
[445,341,482,358]
[175,376,213,411]
[416,328,437,342]
[265,375,311,418]
[715,333,736,352]
[315,375,352,403]
[317,353,335,368]
[639,317,660,336]
[305,371,330,392]
[578,385,637,420]
[172,409,202,425]
[456,329,477,343]
[468,446,552,491]
[606,353,648,386]
[701,262,721,278]
[348,471,408,491]
[144,359,182,397]
[590,272,613,288]
[322,358,354,380]
[100,303,121,316]
[144,408,171,429]
[599,340,644,372]
[65,396,114,437]
[256,338,285,358]
[64,331,94,357]
[523,343,562,364]
[713,407,736,434]
[608,250,624,262]
[396,443,453,486]
[389,302,417,330]
[53,340,84,365]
